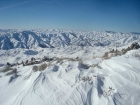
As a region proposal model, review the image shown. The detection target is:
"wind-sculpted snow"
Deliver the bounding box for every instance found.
[0,45,140,105]
[0,29,140,105]
[0,29,140,50]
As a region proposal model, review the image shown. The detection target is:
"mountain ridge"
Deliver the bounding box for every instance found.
[0,29,140,50]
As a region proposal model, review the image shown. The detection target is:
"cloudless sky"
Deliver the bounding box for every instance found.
[0,0,140,32]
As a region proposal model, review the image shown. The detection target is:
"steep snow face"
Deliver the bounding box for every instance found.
[0,29,140,50]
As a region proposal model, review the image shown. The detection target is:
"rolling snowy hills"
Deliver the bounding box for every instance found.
[0,29,140,105]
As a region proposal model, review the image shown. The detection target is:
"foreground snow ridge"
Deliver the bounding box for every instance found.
[0,47,140,105]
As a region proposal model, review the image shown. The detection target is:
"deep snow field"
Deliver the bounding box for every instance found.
[0,29,140,105]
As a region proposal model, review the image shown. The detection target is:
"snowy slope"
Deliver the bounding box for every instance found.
[0,29,140,50]
[0,29,140,105]
[0,44,140,105]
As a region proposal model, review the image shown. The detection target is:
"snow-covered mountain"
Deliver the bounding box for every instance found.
[0,29,140,105]
[0,29,140,50]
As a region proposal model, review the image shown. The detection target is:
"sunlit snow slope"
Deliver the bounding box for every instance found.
[0,29,140,105]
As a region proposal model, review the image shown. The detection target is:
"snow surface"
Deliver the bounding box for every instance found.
[0,29,140,105]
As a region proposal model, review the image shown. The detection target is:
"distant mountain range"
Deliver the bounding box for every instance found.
[0,29,140,50]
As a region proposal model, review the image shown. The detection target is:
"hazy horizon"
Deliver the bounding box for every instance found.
[0,0,140,33]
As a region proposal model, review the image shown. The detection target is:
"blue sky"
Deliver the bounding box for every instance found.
[0,0,140,32]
